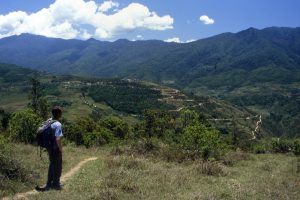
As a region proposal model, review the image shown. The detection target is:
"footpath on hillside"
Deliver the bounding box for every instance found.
[2,157,98,200]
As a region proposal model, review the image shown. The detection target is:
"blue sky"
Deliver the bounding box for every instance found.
[0,0,299,42]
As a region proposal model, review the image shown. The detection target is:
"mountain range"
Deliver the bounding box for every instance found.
[0,27,299,136]
[0,27,299,84]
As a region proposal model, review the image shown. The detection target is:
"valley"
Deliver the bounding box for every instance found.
[1,26,300,200]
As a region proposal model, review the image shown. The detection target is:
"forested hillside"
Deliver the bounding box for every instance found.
[0,27,300,136]
[0,27,299,83]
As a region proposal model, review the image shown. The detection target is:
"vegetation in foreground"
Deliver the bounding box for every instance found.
[1,104,300,199]
[1,142,299,200]
[0,64,299,199]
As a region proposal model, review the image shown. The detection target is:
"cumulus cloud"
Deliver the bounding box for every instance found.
[199,15,214,25]
[186,39,196,43]
[164,37,197,43]
[164,37,182,43]
[0,0,174,39]
[98,0,119,12]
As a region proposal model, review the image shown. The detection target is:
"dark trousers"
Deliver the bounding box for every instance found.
[47,148,62,186]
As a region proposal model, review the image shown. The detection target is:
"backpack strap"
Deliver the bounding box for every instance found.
[47,119,58,126]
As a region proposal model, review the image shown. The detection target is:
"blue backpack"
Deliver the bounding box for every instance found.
[36,120,57,150]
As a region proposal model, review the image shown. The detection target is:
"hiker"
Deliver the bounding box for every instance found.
[36,106,63,191]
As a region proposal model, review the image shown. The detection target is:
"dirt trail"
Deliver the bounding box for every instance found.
[2,157,98,200]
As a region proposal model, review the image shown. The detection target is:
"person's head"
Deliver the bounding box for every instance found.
[52,106,62,120]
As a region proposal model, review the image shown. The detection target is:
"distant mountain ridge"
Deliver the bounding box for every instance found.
[1,27,300,136]
[0,27,299,85]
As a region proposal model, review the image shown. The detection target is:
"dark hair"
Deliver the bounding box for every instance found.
[52,106,62,119]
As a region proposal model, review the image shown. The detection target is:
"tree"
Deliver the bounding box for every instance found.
[8,109,42,143]
[0,109,10,131]
[181,122,223,160]
[37,98,49,120]
[29,75,42,113]
[100,116,130,139]
[179,110,199,128]
[64,117,97,145]
[28,75,49,120]
[143,110,172,138]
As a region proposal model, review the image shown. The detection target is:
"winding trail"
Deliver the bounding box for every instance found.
[2,157,98,200]
[249,115,262,140]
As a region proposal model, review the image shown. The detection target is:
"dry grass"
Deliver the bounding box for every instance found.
[2,144,300,200]
[0,144,99,198]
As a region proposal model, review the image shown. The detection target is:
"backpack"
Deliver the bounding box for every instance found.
[36,120,57,149]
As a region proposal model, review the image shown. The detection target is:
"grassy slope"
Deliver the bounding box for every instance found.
[2,144,299,200]
[0,144,100,198]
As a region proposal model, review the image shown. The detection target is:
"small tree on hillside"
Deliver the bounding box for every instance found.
[181,122,223,160]
[28,74,49,120]
[29,75,42,113]
[8,109,42,143]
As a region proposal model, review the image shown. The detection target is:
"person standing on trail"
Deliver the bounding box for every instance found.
[36,106,63,191]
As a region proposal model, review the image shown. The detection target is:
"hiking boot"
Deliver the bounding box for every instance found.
[51,183,63,190]
[35,185,51,192]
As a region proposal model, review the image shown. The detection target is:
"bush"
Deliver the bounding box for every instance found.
[0,136,35,188]
[8,109,42,143]
[83,129,115,148]
[0,109,11,130]
[181,122,224,160]
[293,139,300,155]
[0,135,11,153]
[160,145,189,163]
[64,118,97,145]
[271,138,293,153]
[0,153,31,182]
[64,123,86,145]
[194,161,227,176]
[100,116,130,139]
[252,143,267,154]
[128,138,160,155]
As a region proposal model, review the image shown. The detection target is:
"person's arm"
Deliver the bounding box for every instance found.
[54,122,63,153]
[56,137,62,153]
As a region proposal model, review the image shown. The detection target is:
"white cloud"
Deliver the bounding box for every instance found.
[0,0,174,40]
[186,39,196,43]
[164,37,197,43]
[98,1,119,12]
[199,15,214,25]
[164,37,182,43]
[136,35,143,39]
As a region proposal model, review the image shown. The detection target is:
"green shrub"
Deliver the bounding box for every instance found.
[181,122,224,160]
[0,135,11,154]
[252,143,267,154]
[194,161,227,176]
[8,109,42,143]
[0,136,35,188]
[127,138,161,155]
[0,153,31,182]
[271,138,293,153]
[293,139,300,155]
[100,116,130,139]
[83,129,115,148]
[64,118,97,145]
[64,123,86,145]
[160,145,188,163]
[179,109,199,128]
